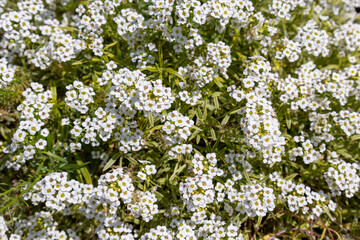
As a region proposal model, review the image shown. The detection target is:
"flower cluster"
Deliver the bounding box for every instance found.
[181,41,232,88]
[3,82,52,170]
[232,183,276,217]
[22,168,159,239]
[270,0,305,20]
[0,57,15,87]
[15,211,79,240]
[295,20,330,57]
[108,68,175,117]
[271,173,337,219]
[0,0,84,69]
[1,0,360,239]
[275,38,302,62]
[137,163,157,181]
[162,110,194,156]
[333,21,360,52]
[334,110,360,136]
[65,81,95,114]
[289,136,323,164]
[179,153,224,212]
[0,216,8,239]
[324,151,360,198]
[229,57,285,165]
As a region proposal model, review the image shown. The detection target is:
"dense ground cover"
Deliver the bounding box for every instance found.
[1,0,360,239]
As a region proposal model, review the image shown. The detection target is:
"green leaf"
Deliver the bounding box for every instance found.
[0,175,43,214]
[214,76,224,88]
[103,51,116,60]
[202,98,208,121]
[154,191,169,206]
[189,129,201,141]
[35,160,46,175]
[103,152,122,172]
[72,60,87,65]
[259,175,269,184]
[221,115,230,126]
[41,151,67,163]
[103,41,118,50]
[148,113,155,128]
[169,164,187,182]
[256,216,262,229]
[50,81,57,103]
[61,162,90,171]
[0,127,9,140]
[59,26,78,32]
[337,149,354,160]
[210,128,216,140]
[77,160,92,185]
[126,156,138,165]
[196,134,201,144]
[163,68,185,81]
[149,124,164,132]
[191,125,203,132]
[229,108,242,115]
[243,170,252,184]
[213,95,219,109]
[285,173,298,181]
[282,133,292,141]
[351,134,360,141]
[285,110,291,129]
[141,66,158,72]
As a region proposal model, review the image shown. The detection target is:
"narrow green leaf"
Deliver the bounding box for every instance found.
[213,95,219,109]
[210,128,216,140]
[189,129,201,141]
[91,57,102,62]
[285,110,291,129]
[163,68,185,81]
[72,60,87,65]
[221,115,230,126]
[319,226,327,240]
[284,173,298,181]
[256,216,262,229]
[149,124,164,132]
[337,149,354,160]
[61,162,90,171]
[282,133,292,141]
[196,134,200,144]
[41,151,67,163]
[50,81,57,103]
[351,134,360,141]
[191,125,203,132]
[59,26,78,32]
[77,160,92,185]
[214,76,224,88]
[229,108,242,115]
[127,156,138,165]
[103,152,122,172]
[202,98,208,121]
[148,112,155,128]
[259,175,269,184]
[243,170,252,184]
[154,191,169,206]
[0,175,42,214]
[103,41,118,50]
[103,51,116,60]
[141,66,158,72]
[169,164,187,182]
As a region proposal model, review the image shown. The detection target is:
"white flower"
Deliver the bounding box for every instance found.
[35,139,47,150]
[145,165,157,175]
[137,171,147,181]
